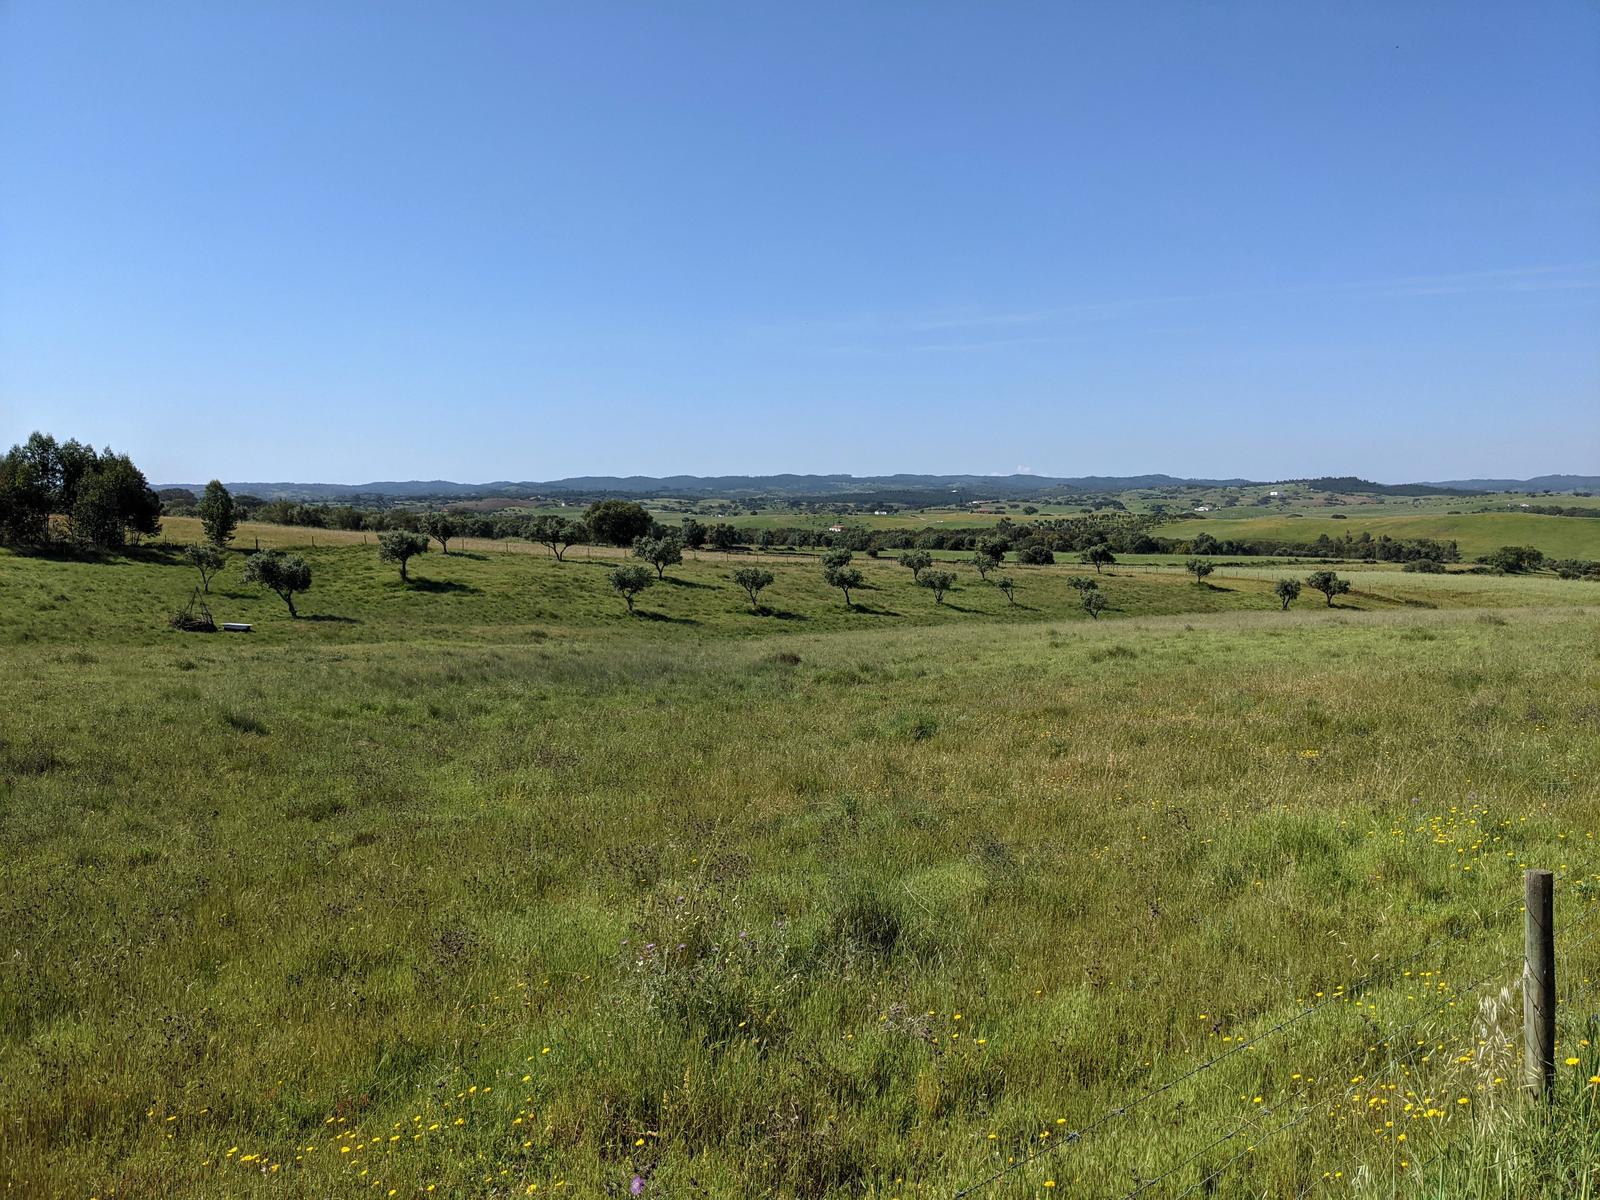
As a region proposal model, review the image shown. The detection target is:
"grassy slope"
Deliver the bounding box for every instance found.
[3,542,1600,1198]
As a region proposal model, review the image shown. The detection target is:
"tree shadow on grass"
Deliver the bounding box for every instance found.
[663,576,717,589]
[937,601,979,613]
[304,614,360,624]
[848,603,901,617]
[440,550,490,561]
[763,608,808,621]
[634,610,699,624]
[410,578,482,595]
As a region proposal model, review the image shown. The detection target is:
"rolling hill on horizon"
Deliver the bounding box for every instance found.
[153,471,1600,503]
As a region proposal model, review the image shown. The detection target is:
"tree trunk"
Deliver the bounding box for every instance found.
[284,592,297,618]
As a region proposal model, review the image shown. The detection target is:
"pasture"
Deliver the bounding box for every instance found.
[1153,512,1600,562]
[3,534,1600,1198]
[459,497,1600,563]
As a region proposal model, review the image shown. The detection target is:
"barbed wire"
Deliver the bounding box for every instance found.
[1180,942,1532,1200]
[950,905,1521,1199]
[1149,880,1600,1199]
[1109,940,1529,1200]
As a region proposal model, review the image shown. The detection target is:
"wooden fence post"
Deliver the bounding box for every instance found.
[1524,868,1556,1101]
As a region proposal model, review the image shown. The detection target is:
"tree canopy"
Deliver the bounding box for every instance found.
[198,480,238,548]
[378,530,431,581]
[586,500,653,547]
[242,550,313,617]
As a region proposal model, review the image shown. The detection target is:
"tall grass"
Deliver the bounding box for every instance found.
[2,543,1598,1197]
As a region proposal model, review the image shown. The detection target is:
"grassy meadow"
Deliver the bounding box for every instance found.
[1152,512,1600,562]
[4,529,1600,1199]
[479,493,1600,566]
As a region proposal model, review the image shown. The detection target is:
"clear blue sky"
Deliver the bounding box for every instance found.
[2,2,1596,485]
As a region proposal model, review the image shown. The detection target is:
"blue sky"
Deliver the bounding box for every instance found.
[2,1,1596,484]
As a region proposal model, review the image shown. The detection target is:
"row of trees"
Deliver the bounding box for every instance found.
[143,485,1472,567]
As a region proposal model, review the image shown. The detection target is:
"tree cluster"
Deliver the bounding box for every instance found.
[0,432,161,549]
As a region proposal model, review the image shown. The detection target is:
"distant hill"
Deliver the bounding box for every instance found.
[153,472,1596,503]
[1420,474,1600,493]
[156,472,1258,502]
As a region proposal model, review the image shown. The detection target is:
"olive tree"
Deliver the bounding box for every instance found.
[995,575,1017,605]
[242,550,312,618]
[731,566,775,611]
[1185,558,1214,584]
[1081,589,1107,619]
[378,529,430,581]
[528,515,585,561]
[823,564,864,608]
[420,511,459,554]
[821,547,854,570]
[1067,575,1099,594]
[969,550,1000,580]
[632,533,684,579]
[609,564,654,613]
[1079,544,1115,573]
[1305,569,1350,606]
[921,569,955,605]
[1274,578,1301,611]
[184,543,225,592]
[900,549,933,582]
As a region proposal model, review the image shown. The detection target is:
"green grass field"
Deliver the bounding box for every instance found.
[476,494,1600,562]
[4,534,1600,1198]
[1154,511,1600,561]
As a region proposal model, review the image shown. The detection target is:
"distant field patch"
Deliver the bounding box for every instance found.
[1154,511,1600,559]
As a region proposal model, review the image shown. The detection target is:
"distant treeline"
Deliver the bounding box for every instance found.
[1480,503,1600,518]
[156,490,1465,565]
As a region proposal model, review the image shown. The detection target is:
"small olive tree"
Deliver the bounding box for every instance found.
[821,547,854,570]
[632,534,684,579]
[921,569,955,605]
[420,511,459,554]
[528,515,585,561]
[609,564,654,613]
[1186,558,1215,584]
[378,529,430,581]
[1080,544,1115,573]
[823,564,864,608]
[969,550,1000,579]
[1305,569,1351,606]
[242,550,312,618]
[184,543,225,593]
[995,576,1017,605]
[1081,589,1107,619]
[731,566,775,611]
[1275,578,1301,611]
[1067,575,1099,594]
[900,550,933,582]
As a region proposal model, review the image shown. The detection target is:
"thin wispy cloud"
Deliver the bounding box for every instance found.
[797,261,1600,352]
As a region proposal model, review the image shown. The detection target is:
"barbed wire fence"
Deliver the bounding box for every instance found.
[951,870,1600,1199]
